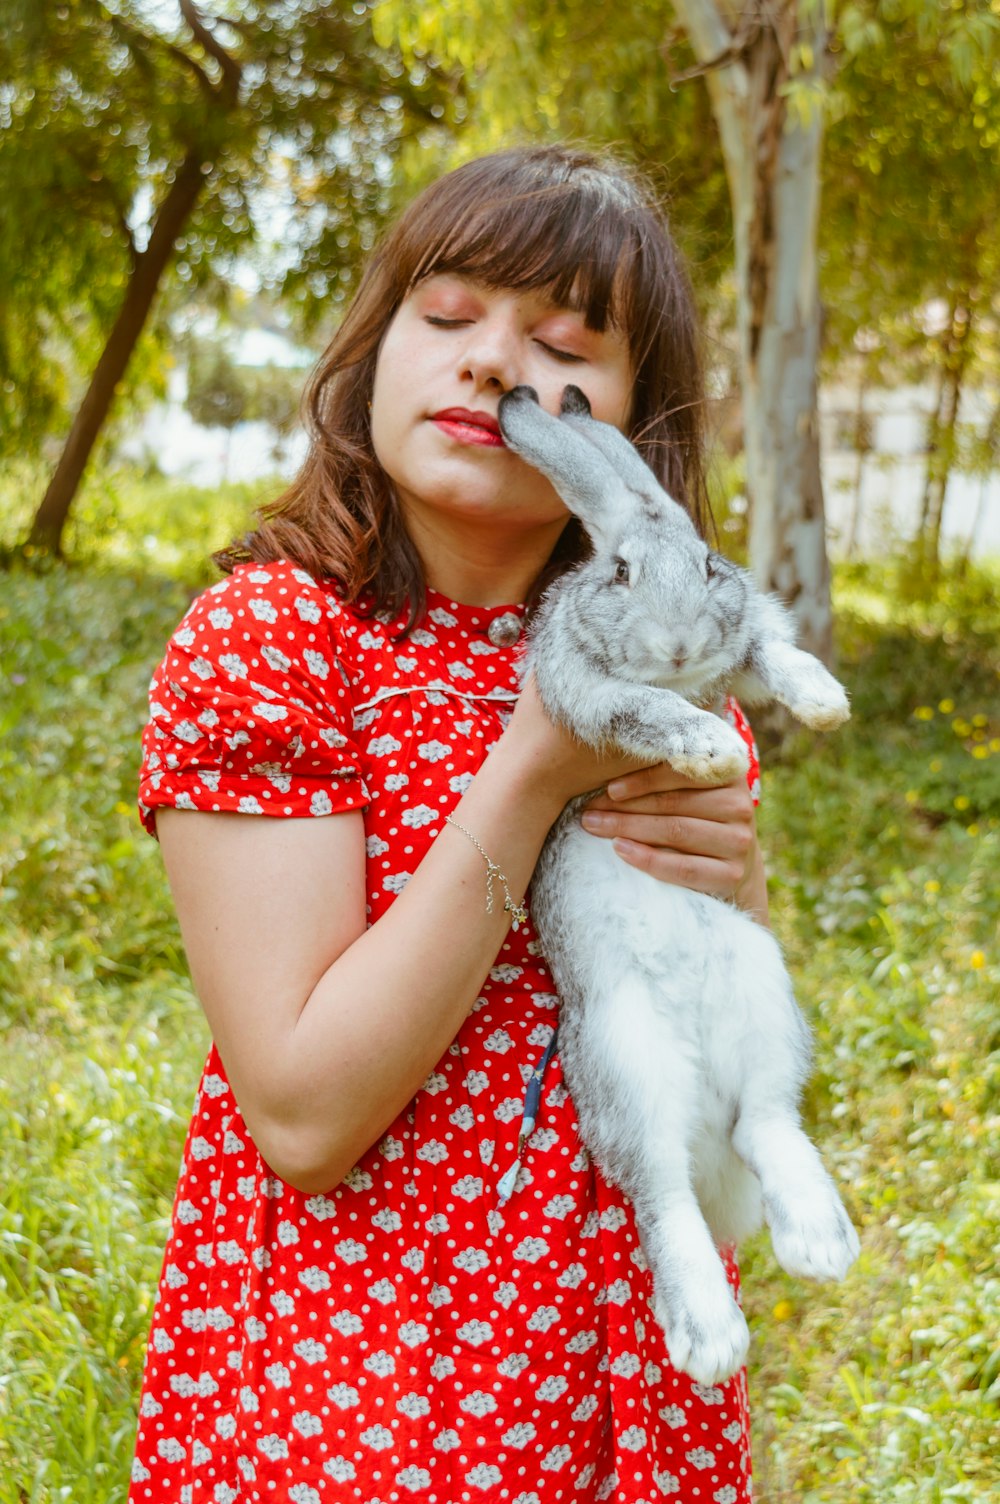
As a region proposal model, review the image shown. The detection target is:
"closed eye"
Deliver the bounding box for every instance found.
[424,316,469,328]
[535,340,585,364]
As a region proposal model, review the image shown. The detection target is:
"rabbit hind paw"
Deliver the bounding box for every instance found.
[654,1286,750,1386]
[767,1185,860,1282]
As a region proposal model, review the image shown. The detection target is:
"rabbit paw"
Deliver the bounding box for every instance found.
[783,664,851,731]
[767,1183,860,1282]
[664,720,749,785]
[654,1283,750,1386]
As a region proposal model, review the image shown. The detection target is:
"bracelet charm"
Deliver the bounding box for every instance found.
[445,816,528,929]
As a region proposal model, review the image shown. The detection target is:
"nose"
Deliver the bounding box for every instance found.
[653,636,689,671]
[459,309,521,394]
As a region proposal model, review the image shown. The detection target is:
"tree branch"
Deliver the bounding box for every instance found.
[670,0,738,69]
[63,141,137,260]
[664,19,763,88]
[178,0,243,103]
[101,6,217,102]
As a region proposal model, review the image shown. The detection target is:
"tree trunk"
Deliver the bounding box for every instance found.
[960,395,1000,569]
[919,302,972,570]
[669,1,833,662]
[26,148,207,556]
[846,364,869,559]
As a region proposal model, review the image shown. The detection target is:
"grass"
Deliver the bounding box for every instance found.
[0,473,998,1502]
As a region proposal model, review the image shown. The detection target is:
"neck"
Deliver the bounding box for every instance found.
[403,509,568,607]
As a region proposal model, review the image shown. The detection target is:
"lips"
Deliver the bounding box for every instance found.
[430,408,505,448]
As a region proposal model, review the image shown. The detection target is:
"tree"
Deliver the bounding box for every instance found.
[820,6,1000,572]
[182,341,250,479]
[664,2,833,657]
[1,0,456,557]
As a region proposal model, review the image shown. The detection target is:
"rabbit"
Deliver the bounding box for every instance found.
[495,383,860,1386]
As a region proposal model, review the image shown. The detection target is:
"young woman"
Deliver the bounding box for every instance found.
[131,145,764,1504]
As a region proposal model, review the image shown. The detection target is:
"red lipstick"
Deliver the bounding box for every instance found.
[430,408,505,447]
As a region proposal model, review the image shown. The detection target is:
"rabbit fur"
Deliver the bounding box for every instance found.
[496,384,860,1386]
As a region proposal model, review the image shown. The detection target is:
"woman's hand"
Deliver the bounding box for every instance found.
[498,674,653,812]
[580,764,768,920]
[501,677,770,923]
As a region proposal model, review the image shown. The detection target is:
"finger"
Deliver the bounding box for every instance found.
[611,839,745,899]
[605,763,701,801]
[581,810,753,862]
[586,783,753,822]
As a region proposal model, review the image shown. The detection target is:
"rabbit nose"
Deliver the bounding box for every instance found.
[671,645,688,670]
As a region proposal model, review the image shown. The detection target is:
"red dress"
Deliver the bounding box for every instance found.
[132,559,759,1504]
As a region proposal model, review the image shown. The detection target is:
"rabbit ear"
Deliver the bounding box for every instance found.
[558,384,664,501]
[497,386,621,527]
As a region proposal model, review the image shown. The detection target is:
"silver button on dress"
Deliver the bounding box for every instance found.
[487,612,523,648]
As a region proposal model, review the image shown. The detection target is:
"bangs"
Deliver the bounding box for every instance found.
[402,159,652,339]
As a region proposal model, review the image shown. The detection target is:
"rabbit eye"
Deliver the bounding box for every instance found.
[613,558,630,585]
[705,555,717,581]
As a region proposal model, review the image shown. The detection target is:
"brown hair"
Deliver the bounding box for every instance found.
[215,145,711,630]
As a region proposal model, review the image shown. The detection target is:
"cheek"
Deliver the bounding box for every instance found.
[575,368,634,433]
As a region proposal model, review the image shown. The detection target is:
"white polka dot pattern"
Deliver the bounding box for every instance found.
[131,560,757,1503]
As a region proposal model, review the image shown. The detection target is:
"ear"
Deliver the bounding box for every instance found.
[558,384,663,502]
[497,385,621,529]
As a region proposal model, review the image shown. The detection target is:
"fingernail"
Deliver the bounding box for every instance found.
[606,781,627,800]
[580,812,607,831]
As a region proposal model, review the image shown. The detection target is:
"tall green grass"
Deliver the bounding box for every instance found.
[0,477,997,1502]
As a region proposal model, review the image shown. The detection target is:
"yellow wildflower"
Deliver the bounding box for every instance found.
[970,951,986,970]
[773,1300,795,1321]
[914,706,934,721]
[954,796,971,811]
[939,698,955,713]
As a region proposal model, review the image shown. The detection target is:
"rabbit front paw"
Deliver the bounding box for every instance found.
[663,719,749,785]
[781,661,851,731]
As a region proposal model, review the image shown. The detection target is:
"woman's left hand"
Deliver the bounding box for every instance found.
[579,762,769,922]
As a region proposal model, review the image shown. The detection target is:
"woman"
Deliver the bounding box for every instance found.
[132,145,763,1504]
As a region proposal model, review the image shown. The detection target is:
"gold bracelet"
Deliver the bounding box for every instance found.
[444,815,528,929]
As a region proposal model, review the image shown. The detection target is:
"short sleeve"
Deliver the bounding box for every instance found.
[138,560,370,838]
[724,696,761,807]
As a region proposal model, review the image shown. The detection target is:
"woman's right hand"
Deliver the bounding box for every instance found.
[498,671,649,807]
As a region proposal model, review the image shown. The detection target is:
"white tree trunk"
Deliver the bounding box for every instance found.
[670,0,833,661]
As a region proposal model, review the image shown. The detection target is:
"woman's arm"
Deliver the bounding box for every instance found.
[156,678,646,1196]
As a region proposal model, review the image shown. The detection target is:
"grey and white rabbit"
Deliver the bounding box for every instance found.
[497,384,860,1386]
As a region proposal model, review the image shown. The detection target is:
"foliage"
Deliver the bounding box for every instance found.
[181,334,305,440]
[0,476,998,1498]
[820,3,1000,559]
[0,0,458,465]
[0,457,270,582]
[372,0,734,300]
[183,342,249,432]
